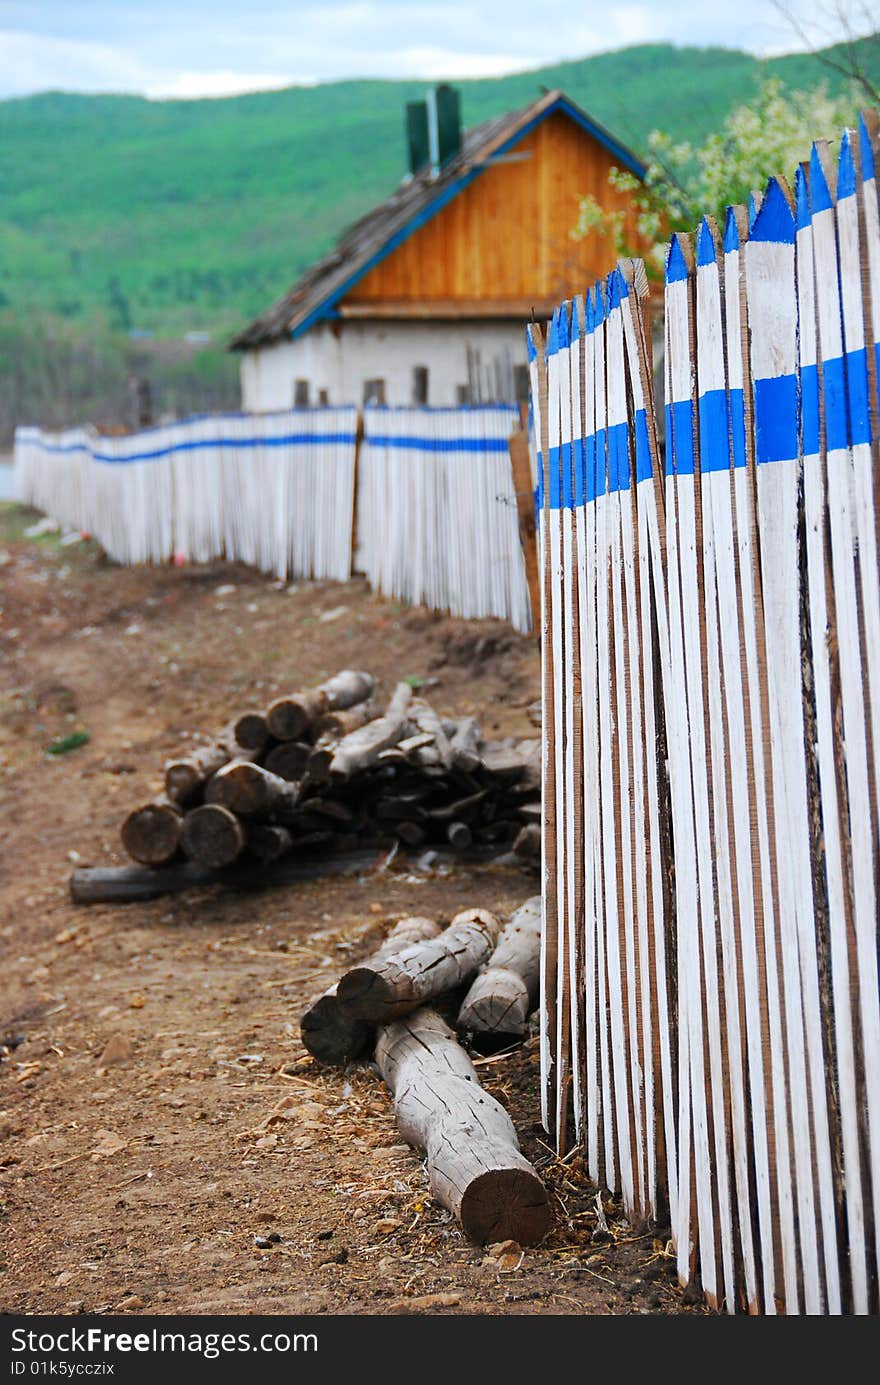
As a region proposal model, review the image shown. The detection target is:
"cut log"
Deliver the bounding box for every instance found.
[180,804,246,869]
[313,701,381,739]
[337,907,501,1022]
[446,820,473,849]
[409,699,453,769]
[164,726,252,804]
[205,761,299,818]
[513,822,541,863]
[246,823,293,865]
[307,702,381,782]
[375,1008,552,1244]
[263,741,311,782]
[448,717,482,773]
[266,670,375,741]
[120,794,182,866]
[300,915,441,1064]
[457,896,542,1041]
[396,821,426,846]
[232,711,271,754]
[329,682,413,782]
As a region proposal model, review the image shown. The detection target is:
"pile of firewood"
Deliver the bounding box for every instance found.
[301,897,552,1247]
[118,670,542,875]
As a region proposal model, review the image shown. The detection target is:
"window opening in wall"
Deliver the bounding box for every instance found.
[363,379,386,405]
[412,366,429,405]
[455,384,471,405]
[318,388,329,406]
[293,379,310,407]
[513,364,530,404]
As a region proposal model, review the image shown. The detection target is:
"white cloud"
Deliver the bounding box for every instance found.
[0,1,873,100]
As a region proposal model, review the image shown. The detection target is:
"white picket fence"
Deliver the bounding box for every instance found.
[532,111,880,1314]
[357,405,531,632]
[14,405,531,629]
[13,409,359,579]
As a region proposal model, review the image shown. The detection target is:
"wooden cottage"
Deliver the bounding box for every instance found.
[232,86,646,409]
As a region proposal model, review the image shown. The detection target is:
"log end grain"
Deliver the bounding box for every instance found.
[459,1165,552,1246]
[233,711,270,752]
[164,763,201,804]
[120,802,181,866]
[300,993,370,1065]
[180,804,245,870]
[336,965,401,1020]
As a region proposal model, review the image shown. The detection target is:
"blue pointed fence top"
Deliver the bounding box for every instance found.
[571,296,583,341]
[526,328,537,363]
[750,177,795,244]
[594,280,607,325]
[696,217,718,268]
[723,205,741,254]
[666,235,689,283]
[837,128,857,200]
[748,191,761,230]
[808,144,835,214]
[794,164,811,232]
[607,268,622,311]
[860,112,876,182]
[547,306,560,356]
[557,300,571,350]
[585,285,596,333]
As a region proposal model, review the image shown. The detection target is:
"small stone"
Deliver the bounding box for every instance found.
[315,1229,334,1241]
[55,1270,73,1287]
[128,994,145,1009]
[267,1232,281,1244]
[98,1034,132,1067]
[116,1295,145,1311]
[253,1236,273,1250]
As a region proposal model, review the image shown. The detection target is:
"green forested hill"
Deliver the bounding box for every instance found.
[0,38,877,337]
[0,37,876,441]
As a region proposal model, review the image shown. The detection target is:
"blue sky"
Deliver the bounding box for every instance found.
[0,1,871,99]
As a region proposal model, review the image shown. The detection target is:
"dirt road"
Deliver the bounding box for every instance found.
[0,504,692,1316]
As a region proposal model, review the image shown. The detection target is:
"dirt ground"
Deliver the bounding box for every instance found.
[0,503,697,1317]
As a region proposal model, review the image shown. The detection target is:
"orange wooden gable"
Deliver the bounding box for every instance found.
[341,110,645,317]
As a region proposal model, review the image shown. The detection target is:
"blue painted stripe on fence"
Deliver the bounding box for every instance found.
[585,431,597,503]
[838,130,857,200]
[665,399,695,477]
[730,390,746,469]
[367,434,511,453]
[860,113,876,183]
[754,374,798,463]
[801,363,820,456]
[845,347,871,447]
[573,435,586,507]
[593,428,607,498]
[724,206,741,253]
[698,388,730,472]
[34,432,358,464]
[823,356,849,452]
[635,410,652,484]
[608,421,630,492]
[561,439,574,510]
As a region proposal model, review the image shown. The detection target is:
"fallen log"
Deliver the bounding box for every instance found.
[337,907,501,1023]
[329,682,413,782]
[266,670,374,741]
[375,1008,552,1244]
[308,702,382,782]
[457,896,542,1041]
[446,821,473,849]
[120,794,182,866]
[300,915,441,1064]
[205,761,299,817]
[180,803,246,869]
[70,848,387,905]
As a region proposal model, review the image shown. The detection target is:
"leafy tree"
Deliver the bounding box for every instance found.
[572,78,861,276]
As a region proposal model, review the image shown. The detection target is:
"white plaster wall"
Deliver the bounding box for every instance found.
[238,319,529,411]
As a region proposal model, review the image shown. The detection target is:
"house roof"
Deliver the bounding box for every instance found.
[231,89,646,351]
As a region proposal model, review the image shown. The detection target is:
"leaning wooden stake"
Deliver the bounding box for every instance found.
[457,896,542,1041]
[337,907,501,1023]
[375,1008,552,1244]
[301,916,441,1064]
